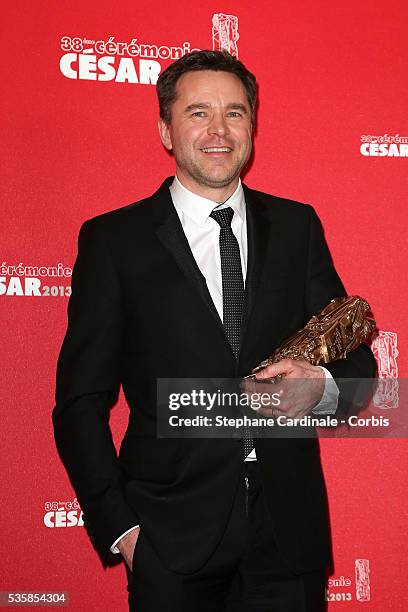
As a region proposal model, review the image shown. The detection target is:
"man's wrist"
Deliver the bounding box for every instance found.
[110,525,140,554]
[311,366,339,415]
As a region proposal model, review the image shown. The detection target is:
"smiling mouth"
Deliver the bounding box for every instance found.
[200,147,232,153]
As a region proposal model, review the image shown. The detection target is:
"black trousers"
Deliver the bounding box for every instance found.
[126,462,327,611]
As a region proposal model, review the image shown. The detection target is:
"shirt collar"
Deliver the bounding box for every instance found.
[170,175,245,227]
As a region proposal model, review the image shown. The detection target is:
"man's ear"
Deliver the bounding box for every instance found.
[158,118,173,151]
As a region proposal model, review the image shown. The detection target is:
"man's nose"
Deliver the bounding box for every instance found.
[207,113,230,137]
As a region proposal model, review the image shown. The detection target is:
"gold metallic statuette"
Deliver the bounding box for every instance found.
[246,296,376,379]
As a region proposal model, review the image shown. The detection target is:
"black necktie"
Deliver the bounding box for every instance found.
[210,206,254,458]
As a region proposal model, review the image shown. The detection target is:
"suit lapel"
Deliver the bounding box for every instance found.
[241,185,272,337]
[151,178,227,339]
[239,186,305,374]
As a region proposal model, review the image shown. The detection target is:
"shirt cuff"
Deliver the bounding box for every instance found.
[311,367,339,415]
[110,525,140,554]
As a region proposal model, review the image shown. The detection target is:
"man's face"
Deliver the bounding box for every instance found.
[158,70,253,197]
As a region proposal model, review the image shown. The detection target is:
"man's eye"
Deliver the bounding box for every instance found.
[192,111,206,117]
[227,112,241,118]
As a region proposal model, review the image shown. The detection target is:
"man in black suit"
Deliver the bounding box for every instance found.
[53,50,376,611]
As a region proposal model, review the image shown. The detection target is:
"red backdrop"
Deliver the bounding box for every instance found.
[1,0,407,609]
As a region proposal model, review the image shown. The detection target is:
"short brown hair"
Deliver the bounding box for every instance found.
[156,50,257,125]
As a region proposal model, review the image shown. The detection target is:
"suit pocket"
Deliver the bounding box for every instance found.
[131,530,143,574]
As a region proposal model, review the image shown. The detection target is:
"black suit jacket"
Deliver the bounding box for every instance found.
[53,177,376,574]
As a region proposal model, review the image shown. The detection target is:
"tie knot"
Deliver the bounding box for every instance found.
[210,207,234,228]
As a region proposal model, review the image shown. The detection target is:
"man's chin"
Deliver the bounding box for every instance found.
[195,169,242,190]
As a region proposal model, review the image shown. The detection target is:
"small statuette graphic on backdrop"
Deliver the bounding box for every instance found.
[355,558,371,602]
[212,14,239,58]
[371,331,399,409]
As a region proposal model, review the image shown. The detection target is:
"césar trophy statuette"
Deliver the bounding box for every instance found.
[246,296,376,380]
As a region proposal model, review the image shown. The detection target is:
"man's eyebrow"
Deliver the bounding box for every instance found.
[184,103,211,113]
[183,102,249,114]
[225,103,248,114]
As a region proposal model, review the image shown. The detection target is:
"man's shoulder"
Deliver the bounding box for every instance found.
[81,196,151,233]
[79,178,173,237]
[243,183,314,217]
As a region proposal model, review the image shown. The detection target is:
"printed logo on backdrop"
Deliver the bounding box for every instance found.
[212,14,239,58]
[44,498,83,528]
[371,331,399,409]
[59,13,240,84]
[360,134,408,157]
[326,559,371,603]
[0,262,71,297]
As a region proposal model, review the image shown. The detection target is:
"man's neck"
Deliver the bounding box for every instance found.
[175,173,240,204]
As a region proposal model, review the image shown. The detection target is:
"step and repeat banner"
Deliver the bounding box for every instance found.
[1,0,407,610]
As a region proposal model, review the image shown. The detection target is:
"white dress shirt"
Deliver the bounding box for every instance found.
[110,176,339,553]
